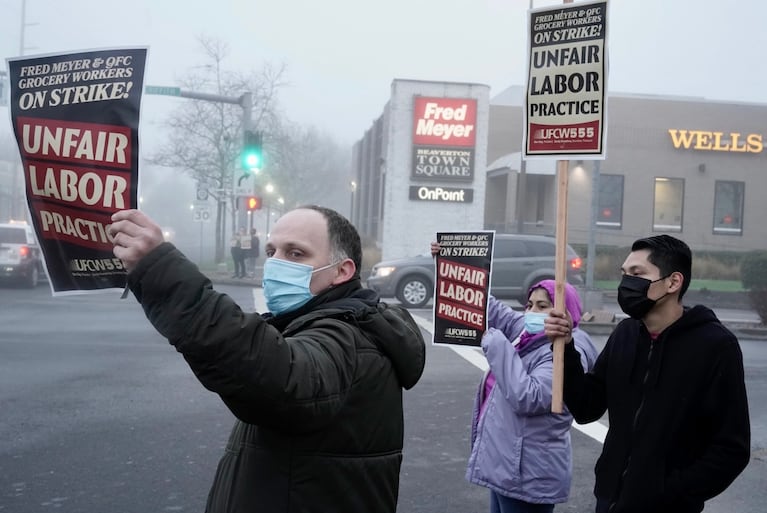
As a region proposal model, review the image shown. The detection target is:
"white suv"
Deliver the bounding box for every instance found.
[0,222,44,288]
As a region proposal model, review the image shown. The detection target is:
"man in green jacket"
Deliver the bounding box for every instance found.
[109,205,426,513]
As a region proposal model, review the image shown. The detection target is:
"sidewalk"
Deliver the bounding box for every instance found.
[208,270,767,339]
[563,290,766,339]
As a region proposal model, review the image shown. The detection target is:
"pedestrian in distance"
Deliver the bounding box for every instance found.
[247,228,260,278]
[109,206,426,513]
[430,242,599,513]
[544,234,751,513]
[236,227,250,278]
[229,230,245,279]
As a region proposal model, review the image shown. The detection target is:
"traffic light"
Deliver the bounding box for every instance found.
[241,129,263,173]
[246,195,262,211]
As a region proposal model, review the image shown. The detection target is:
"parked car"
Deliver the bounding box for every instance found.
[0,222,44,288]
[366,233,584,309]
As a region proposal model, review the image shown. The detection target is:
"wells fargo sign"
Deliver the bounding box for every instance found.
[668,129,763,153]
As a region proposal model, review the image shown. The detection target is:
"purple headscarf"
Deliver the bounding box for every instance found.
[516,279,582,351]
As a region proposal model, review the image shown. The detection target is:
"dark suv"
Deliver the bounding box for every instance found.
[0,222,44,288]
[366,233,584,309]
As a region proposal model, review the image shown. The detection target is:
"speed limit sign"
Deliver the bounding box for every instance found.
[193,205,211,222]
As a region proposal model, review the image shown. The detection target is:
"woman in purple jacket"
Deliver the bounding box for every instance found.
[465,280,598,513]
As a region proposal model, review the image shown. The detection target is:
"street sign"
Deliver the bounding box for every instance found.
[144,85,181,96]
[196,188,209,201]
[193,205,211,223]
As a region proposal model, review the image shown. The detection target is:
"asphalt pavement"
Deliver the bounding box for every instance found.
[2,282,763,513]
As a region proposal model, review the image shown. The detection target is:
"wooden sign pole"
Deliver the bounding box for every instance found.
[550,0,576,415]
[552,159,570,413]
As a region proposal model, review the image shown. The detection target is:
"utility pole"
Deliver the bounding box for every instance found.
[19,0,26,56]
[516,0,535,234]
[586,160,600,290]
[11,0,31,221]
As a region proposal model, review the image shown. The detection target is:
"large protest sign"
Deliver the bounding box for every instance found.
[524,0,608,159]
[6,47,147,295]
[523,0,609,413]
[433,231,494,347]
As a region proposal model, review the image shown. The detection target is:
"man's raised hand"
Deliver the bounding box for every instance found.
[108,209,164,272]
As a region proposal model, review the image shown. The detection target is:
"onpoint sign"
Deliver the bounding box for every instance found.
[409,185,473,203]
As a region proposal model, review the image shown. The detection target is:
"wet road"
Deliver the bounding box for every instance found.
[0,284,764,512]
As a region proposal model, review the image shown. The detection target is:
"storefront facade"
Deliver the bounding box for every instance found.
[351,79,490,260]
[487,88,767,251]
[352,81,767,258]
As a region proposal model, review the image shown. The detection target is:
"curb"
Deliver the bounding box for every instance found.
[211,274,261,286]
[578,321,767,340]
[208,275,767,340]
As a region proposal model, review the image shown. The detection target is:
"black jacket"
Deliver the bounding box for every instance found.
[563,305,750,513]
[128,243,426,513]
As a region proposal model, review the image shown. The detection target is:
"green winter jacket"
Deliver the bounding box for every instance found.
[128,243,426,513]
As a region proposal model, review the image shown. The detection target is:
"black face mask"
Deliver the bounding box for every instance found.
[617,274,668,320]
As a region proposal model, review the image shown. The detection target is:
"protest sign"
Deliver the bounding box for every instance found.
[6,47,147,294]
[433,231,494,347]
[524,0,608,159]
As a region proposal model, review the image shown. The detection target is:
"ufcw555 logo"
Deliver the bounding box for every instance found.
[668,129,763,153]
[533,126,595,140]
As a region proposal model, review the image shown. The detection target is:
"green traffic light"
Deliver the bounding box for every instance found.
[244,152,260,170]
[242,129,263,172]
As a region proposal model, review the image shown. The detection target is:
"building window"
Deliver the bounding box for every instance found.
[596,174,623,229]
[713,181,744,235]
[653,178,684,232]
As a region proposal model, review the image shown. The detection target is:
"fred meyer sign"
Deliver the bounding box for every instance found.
[412,97,477,182]
[668,129,763,153]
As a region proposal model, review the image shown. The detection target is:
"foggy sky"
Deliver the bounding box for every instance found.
[2,0,766,148]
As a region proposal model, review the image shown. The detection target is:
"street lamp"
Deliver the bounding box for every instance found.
[264,184,280,236]
[349,180,357,219]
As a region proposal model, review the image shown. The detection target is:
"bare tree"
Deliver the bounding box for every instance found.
[149,37,285,262]
[150,37,354,263]
[265,122,351,213]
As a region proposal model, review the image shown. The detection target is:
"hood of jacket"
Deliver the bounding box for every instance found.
[268,278,426,390]
[667,304,721,333]
[621,304,721,338]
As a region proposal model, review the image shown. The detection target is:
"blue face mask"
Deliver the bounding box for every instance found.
[524,311,548,335]
[262,258,337,315]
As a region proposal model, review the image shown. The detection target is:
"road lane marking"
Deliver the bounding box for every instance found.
[253,288,266,312]
[411,314,607,444]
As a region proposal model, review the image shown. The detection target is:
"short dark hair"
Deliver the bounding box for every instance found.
[631,234,692,299]
[301,205,362,278]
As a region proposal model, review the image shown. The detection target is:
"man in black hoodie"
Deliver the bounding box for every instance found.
[545,234,750,513]
[109,205,426,513]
